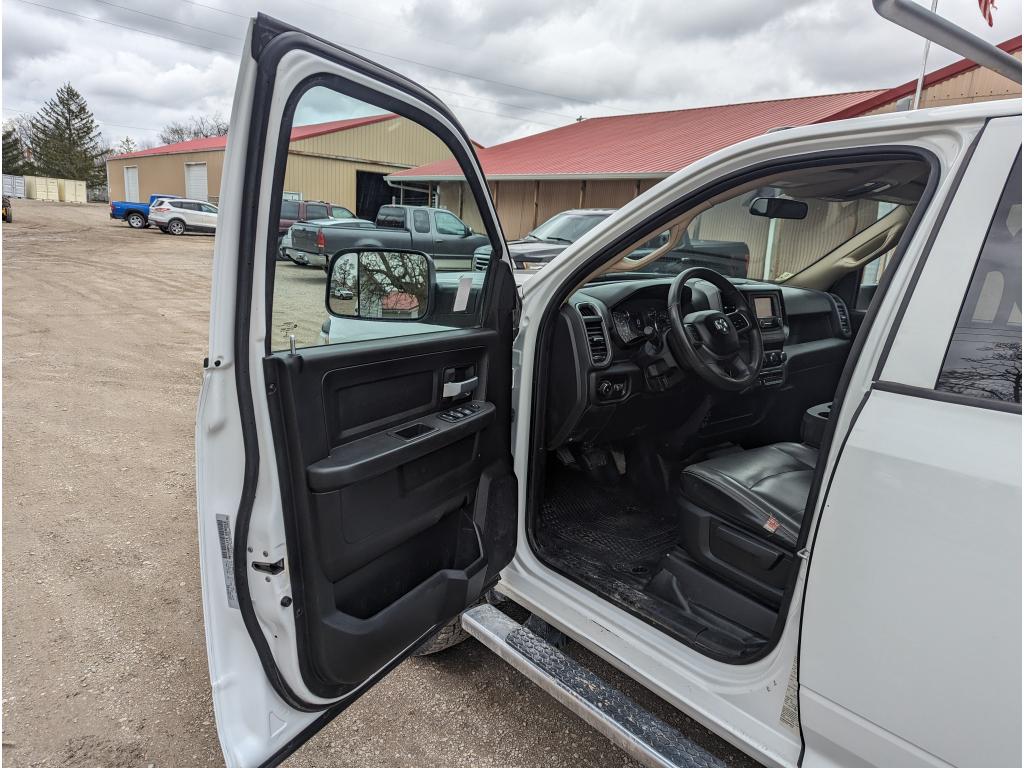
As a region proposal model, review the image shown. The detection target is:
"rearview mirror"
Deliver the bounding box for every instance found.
[326,248,434,321]
[749,197,808,220]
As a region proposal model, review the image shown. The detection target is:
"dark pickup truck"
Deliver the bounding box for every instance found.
[472,208,749,278]
[292,204,489,271]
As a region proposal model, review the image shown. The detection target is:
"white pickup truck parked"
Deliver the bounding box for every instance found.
[196,3,1021,767]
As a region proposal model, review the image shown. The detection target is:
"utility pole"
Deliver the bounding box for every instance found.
[911,0,940,109]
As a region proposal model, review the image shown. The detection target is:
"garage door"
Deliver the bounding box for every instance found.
[185,162,208,201]
[124,166,139,202]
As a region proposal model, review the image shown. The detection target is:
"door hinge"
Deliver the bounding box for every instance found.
[252,558,285,575]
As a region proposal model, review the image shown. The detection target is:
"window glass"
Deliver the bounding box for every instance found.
[201,203,218,213]
[611,160,929,283]
[936,155,1021,405]
[529,212,608,243]
[376,206,406,228]
[413,209,430,233]
[434,210,465,236]
[270,85,496,351]
[305,203,328,220]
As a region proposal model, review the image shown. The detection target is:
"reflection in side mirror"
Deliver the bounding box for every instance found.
[326,248,434,321]
[749,197,808,220]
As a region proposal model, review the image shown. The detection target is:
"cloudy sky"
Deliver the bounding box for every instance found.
[3,0,1021,148]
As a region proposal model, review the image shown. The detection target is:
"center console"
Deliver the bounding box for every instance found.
[744,288,787,388]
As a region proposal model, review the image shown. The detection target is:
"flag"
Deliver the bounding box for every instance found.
[979,0,997,26]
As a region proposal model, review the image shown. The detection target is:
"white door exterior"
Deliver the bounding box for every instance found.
[124,166,139,202]
[185,162,208,201]
[799,117,1022,768]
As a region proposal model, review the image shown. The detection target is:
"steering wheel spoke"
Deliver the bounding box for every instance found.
[727,309,753,335]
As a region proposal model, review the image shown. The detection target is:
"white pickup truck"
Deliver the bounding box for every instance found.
[196,3,1022,767]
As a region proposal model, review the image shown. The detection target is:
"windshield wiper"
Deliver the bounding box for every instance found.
[545,236,573,244]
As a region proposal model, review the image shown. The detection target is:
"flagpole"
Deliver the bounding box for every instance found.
[911,0,940,109]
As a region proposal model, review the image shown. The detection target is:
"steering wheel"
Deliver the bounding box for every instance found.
[666,267,763,391]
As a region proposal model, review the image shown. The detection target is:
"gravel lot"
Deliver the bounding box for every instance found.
[1,199,754,768]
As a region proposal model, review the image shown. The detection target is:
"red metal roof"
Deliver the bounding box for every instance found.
[109,114,398,160]
[826,35,1022,121]
[392,91,884,181]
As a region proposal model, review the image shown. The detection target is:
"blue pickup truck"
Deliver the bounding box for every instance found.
[109,193,180,229]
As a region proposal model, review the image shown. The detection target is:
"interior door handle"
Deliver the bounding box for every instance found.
[442,376,478,398]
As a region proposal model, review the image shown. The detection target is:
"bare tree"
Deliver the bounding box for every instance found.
[936,341,1022,403]
[159,113,229,145]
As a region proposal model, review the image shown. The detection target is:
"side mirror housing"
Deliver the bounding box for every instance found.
[326,248,434,321]
[749,197,808,220]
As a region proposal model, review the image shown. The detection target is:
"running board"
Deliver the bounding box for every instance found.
[461,604,729,768]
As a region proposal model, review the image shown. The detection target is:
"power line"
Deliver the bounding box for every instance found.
[3,104,163,132]
[89,0,243,41]
[12,0,237,54]
[113,0,627,113]
[13,0,579,129]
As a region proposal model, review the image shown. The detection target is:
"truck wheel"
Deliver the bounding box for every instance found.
[127,212,146,229]
[167,219,186,236]
[413,618,469,656]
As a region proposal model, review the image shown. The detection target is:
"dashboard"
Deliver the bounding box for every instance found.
[544,276,855,450]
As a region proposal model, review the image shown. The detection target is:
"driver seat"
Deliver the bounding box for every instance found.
[677,442,817,605]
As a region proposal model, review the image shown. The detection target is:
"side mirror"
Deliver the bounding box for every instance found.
[463,224,473,237]
[326,248,434,321]
[749,197,808,220]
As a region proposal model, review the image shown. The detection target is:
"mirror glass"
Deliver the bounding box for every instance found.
[327,249,431,320]
[749,197,809,220]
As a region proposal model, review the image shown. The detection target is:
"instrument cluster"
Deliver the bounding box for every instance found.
[611,304,670,344]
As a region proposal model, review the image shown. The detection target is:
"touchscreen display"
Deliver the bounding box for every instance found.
[754,296,774,319]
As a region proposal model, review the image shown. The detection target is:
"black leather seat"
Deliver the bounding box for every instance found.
[677,442,818,603]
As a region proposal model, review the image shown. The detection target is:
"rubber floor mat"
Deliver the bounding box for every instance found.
[535,470,678,581]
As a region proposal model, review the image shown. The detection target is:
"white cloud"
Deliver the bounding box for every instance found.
[2,0,1020,147]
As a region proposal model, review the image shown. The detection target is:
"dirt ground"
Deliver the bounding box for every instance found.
[1,199,754,767]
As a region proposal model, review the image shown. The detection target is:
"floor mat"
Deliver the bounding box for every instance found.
[535,467,769,658]
[535,470,678,580]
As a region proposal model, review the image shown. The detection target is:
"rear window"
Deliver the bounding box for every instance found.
[376,206,406,229]
[305,203,328,220]
[280,200,299,219]
[412,209,430,233]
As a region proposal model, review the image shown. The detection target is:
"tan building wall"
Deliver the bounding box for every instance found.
[437,178,666,239]
[864,49,1021,116]
[105,116,453,209]
[106,150,225,204]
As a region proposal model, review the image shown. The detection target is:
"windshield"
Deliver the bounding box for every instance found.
[332,206,354,219]
[604,160,930,284]
[529,212,608,243]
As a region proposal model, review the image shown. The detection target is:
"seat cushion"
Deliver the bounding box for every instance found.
[681,442,818,549]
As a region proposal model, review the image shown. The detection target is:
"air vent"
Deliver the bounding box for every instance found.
[577,303,610,365]
[830,294,852,338]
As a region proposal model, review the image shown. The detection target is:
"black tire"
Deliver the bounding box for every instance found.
[167,218,187,236]
[413,618,470,656]
[126,211,146,229]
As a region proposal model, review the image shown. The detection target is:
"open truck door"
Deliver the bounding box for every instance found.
[196,16,518,767]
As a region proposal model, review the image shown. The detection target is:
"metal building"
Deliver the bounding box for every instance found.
[103,114,453,217]
[393,36,1021,240]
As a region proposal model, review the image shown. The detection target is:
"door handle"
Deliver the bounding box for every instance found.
[442,376,478,398]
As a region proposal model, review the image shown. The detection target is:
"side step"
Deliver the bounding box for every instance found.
[461,604,729,768]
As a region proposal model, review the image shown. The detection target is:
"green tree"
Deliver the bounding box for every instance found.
[2,123,33,175]
[29,83,107,186]
[115,135,138,155]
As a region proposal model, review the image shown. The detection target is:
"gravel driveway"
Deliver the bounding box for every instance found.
[1,199,754,768]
